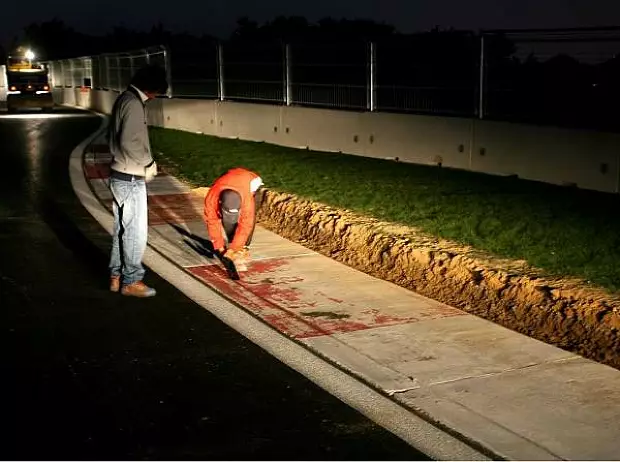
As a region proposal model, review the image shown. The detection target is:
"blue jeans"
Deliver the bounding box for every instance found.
[109,176,148,284]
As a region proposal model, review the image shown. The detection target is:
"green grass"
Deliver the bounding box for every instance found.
[150,127,620,293]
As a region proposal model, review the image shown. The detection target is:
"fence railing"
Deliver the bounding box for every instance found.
[48,46,170,96]
[46,27,620,131]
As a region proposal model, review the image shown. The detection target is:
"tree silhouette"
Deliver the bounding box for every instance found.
[229,16,396,44]
[21,18,96,59]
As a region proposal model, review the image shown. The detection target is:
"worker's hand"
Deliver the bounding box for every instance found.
[224,248,249,272]
[224,248,241,260]
[225,248,250,262]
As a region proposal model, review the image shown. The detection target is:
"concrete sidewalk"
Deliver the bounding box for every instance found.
[81,130,620,461]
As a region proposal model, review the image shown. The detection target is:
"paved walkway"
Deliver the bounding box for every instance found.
[81,126,620,461]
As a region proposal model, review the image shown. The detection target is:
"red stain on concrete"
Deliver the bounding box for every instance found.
[309,318,370,335]
[84,162,110,179]
[188,265,325,338]
[246,258,290,274]
[186,258,464,339]
[148,193,204,225]
[249,283,304,304]
[261,314,323,337]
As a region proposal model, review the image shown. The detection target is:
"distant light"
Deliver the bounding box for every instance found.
[25,50,35,60]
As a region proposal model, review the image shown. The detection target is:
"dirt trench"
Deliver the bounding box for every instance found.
[255,189,620,370]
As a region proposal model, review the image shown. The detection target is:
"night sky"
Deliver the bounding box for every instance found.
[1,0,620,46]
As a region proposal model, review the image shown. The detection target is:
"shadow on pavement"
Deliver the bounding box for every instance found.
[168,222,240,280]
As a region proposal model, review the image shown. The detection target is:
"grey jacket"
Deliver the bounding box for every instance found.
[108,87,154,177]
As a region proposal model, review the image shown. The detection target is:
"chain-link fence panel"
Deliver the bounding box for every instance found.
[290,42,367,109]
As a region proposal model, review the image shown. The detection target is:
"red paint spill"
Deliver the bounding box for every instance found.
[246,258,289,274]
[261,314,323,337]
[148,193,204,225]
[249,283,303,304]
[186,261,464,339]
[84,163,110,179]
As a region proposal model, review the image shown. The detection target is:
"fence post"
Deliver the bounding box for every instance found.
[62,61,67,87]
[70,59,76,88]
[284,43,292,106]
[48,62,55,88]
[367,42,377,111]
[163,46,173,98]
[478,33,485,119]
[86,58,90,88]
[105,56,111,90]
[145,48,150,64]
[129,54,135,78]
[116,56,122,92]
[217,41,225,101]
[99,56,105,89]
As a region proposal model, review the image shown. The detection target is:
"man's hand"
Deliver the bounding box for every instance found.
[224,248,250,271]
[224,248,241,260]
[145,161,158,182]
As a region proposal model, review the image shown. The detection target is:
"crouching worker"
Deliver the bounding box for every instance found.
[204,167,263,271]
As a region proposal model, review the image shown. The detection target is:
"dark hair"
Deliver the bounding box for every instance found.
[129,64,168,94]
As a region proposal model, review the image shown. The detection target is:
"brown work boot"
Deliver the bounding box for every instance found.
[110,275,121,293]
[121,281,156,298]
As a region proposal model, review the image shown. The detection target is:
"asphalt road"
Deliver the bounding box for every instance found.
[0,108,429,460]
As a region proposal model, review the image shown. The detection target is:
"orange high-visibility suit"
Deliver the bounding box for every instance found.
[203,167,263,252]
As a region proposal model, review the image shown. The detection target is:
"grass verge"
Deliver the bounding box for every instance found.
[150,127,620,293]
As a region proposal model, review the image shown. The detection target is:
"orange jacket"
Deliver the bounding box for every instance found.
[203,168,262,251]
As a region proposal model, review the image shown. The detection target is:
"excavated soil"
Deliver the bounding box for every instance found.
[255,189,620,370]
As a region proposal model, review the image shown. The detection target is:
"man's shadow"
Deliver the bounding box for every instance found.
[167,222,215,257]
[168,222,240,280]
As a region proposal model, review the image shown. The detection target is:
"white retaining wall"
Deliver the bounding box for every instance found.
[59,87,620,194]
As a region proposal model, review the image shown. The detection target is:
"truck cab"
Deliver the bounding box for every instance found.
[5,48,54,113]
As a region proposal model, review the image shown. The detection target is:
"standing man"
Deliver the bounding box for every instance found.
[203,168,263,271]
[108,65,168,297]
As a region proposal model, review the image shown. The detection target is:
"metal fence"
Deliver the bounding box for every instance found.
[47,27,620,131]
[48,46,170,95]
